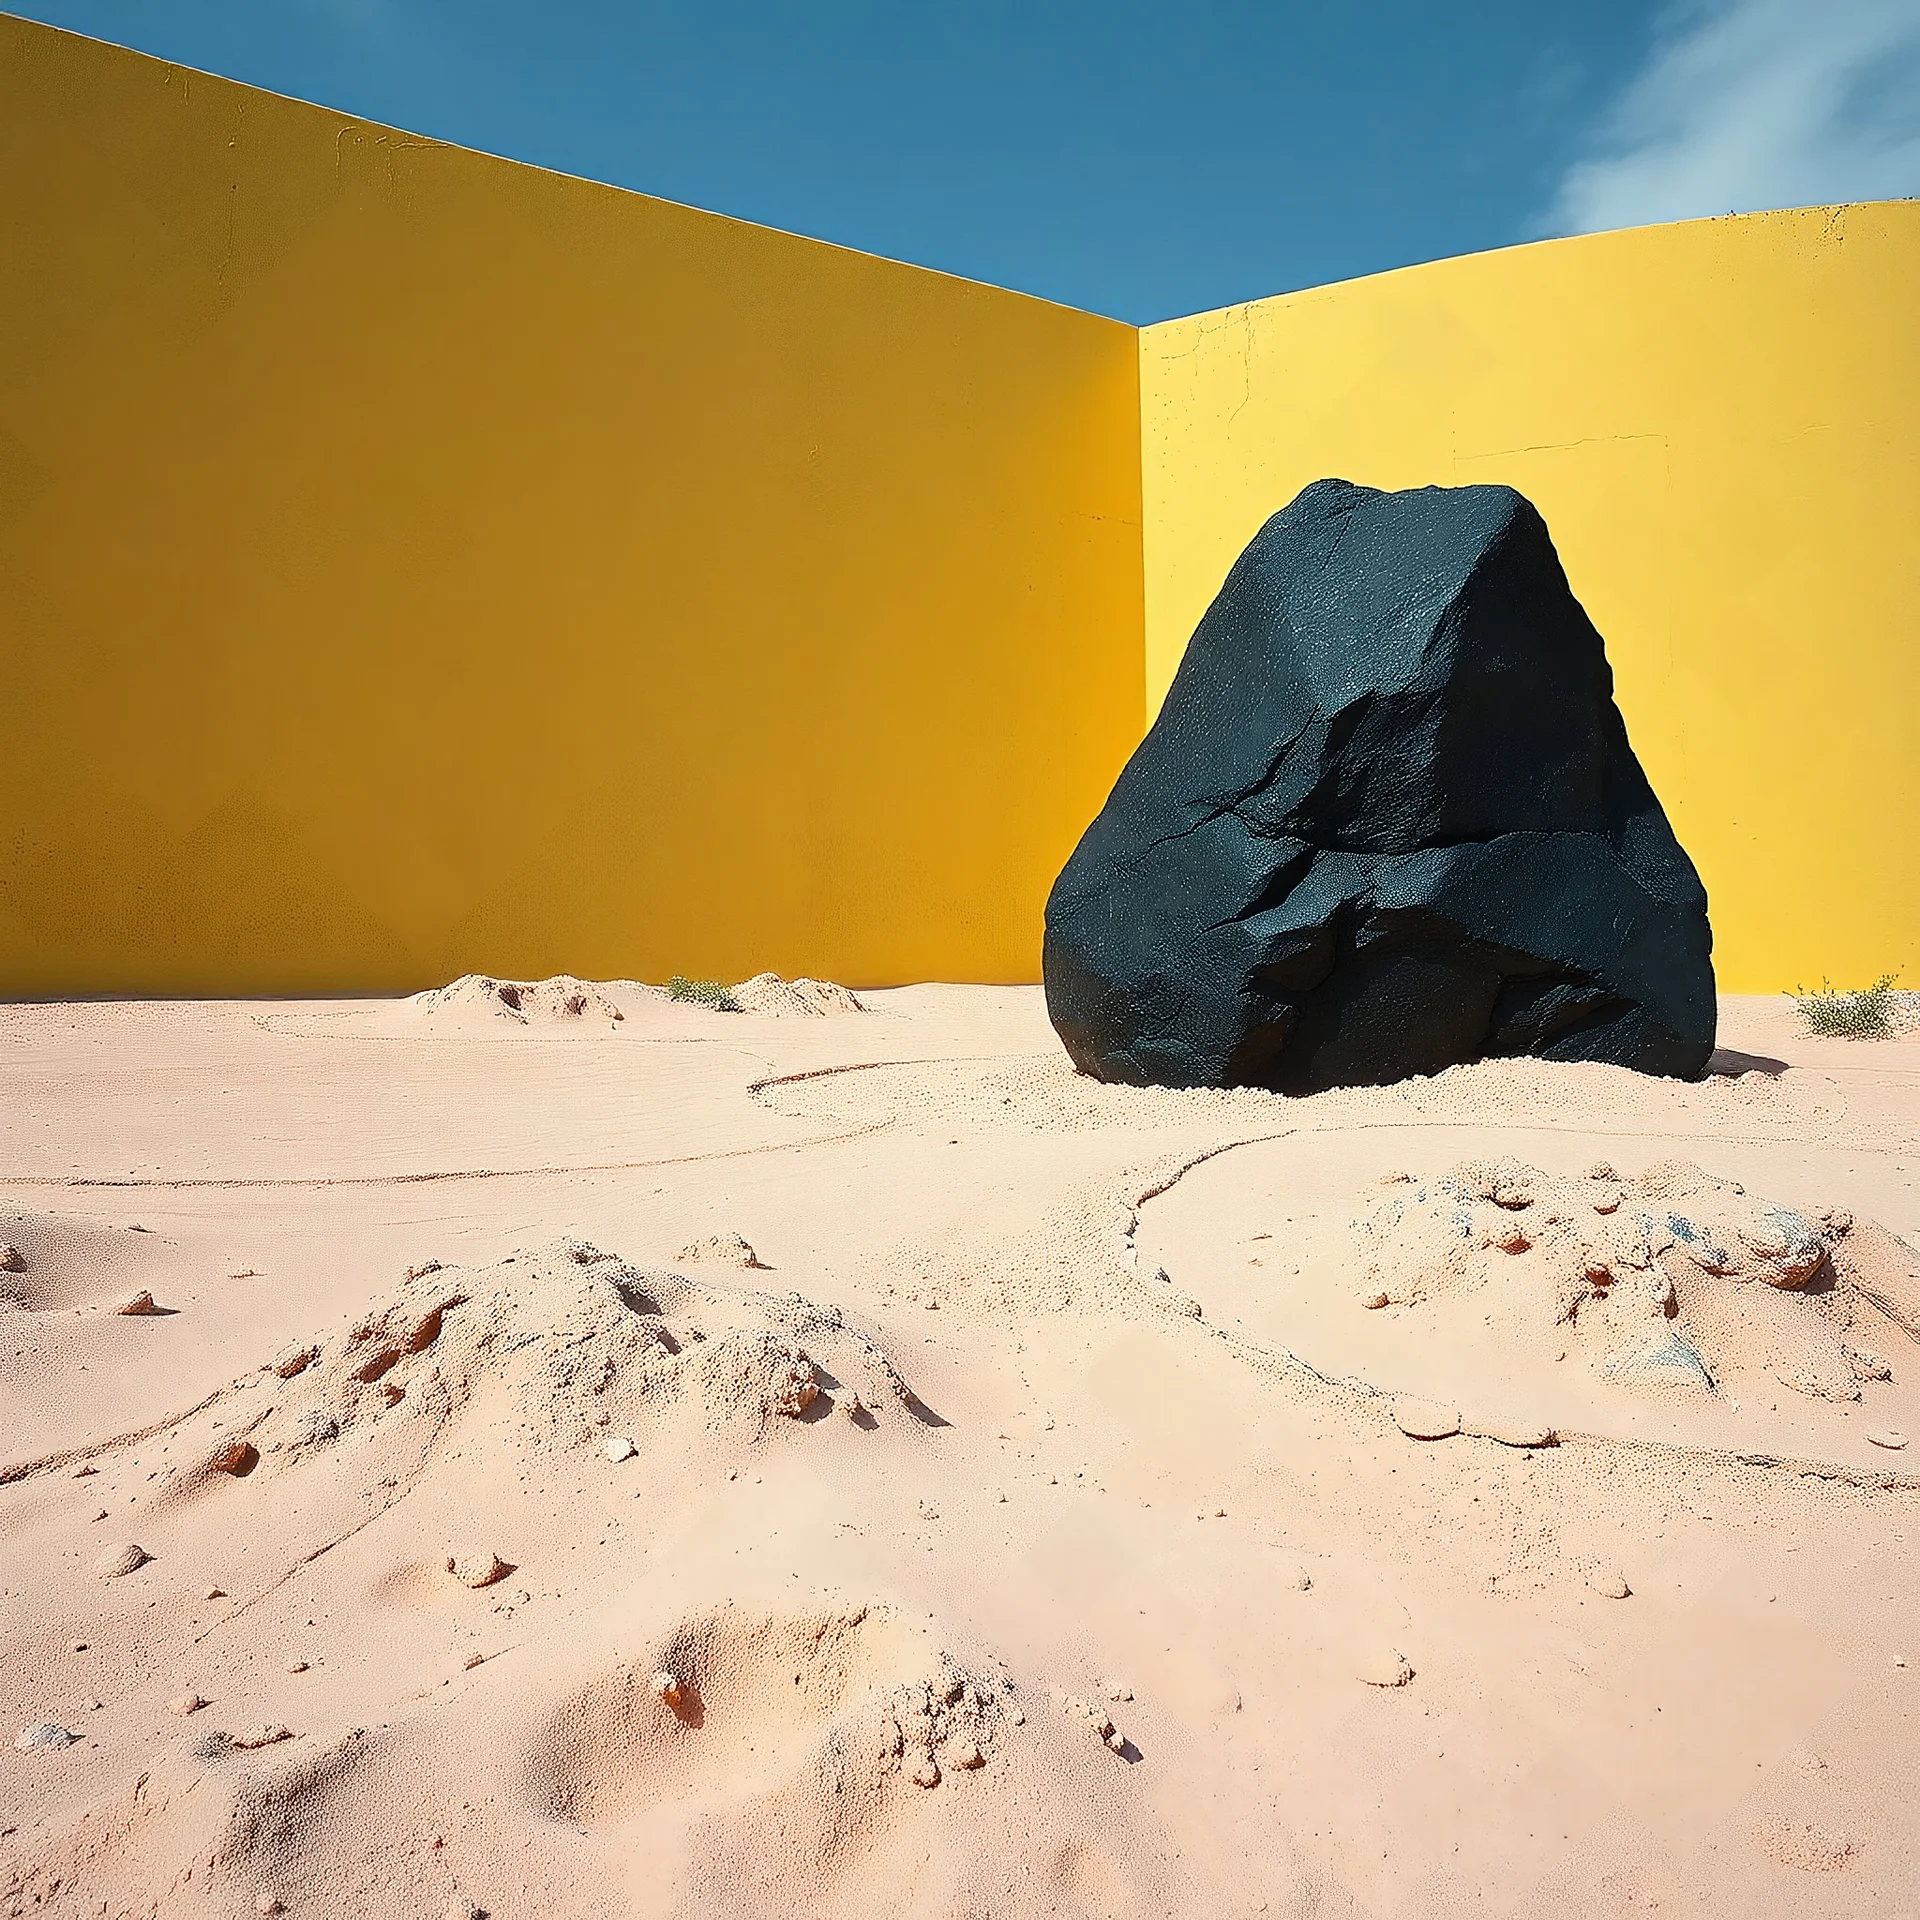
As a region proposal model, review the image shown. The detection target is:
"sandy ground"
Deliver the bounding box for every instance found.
[1,980,1917,1919]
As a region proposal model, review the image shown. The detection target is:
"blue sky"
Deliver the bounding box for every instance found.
[9,0,1919,322]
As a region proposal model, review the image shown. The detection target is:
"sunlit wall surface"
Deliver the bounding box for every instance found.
[1141,205,1920,994]
[0,19,1144,993]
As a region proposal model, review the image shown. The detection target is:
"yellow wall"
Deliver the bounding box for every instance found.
[4,17,1915,1000]
[0,18,1144,995]
[1141,205,1920,994]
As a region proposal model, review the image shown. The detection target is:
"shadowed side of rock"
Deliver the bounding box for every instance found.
[1044,478,1716,1092]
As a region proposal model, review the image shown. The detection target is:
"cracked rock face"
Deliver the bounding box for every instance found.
[1044,478,1716,1092]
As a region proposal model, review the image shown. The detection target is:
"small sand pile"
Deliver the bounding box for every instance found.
[412,975,626,1029]
[728,973,864,1017]
[107,1239,929,1516]
[1351,1157,1915,1405]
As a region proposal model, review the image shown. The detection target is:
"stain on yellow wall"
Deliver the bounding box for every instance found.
[1140,206,1920,994]
[0,18,1144,995]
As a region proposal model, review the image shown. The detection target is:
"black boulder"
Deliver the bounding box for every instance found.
[1044,478,1716,1092]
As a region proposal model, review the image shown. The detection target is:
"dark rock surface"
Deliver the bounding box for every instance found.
[1044,478,1715,1093]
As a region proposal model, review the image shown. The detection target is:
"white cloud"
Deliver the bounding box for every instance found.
[1541,0,1920,235]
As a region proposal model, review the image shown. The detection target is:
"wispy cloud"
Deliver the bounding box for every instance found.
[1540,0,1920,236]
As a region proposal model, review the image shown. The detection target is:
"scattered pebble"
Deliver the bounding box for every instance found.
[207,1438,255,1476]
[1358,1289,1390,1311]
[1866,1429,1908,1451]
[1589,1568,1633,1600]
[909,1755,941,1788]
[205,1586,226,1602]
[652,1671,684,1709]
[463,1652,486,1671]
[1786,1745,1826,1772]
[15,1723,78,1753]
[168,1692,207,1716]
[1392,1398,1461,1441]
[115,1290,162,1317]
[80,1697,103,1713]
[69,1640,88,1654]
[1355,1649,1414,1688]
[270,1344,317,1380]
[0,1243,24,1271]
[230,1724,291,1750]
[953,1741,984,1769]
[447,1551,509,1590]
[93,1542,150,1579]
[284,1660,309,1674]
[256,1896,286,1916]
[604,1435,637,1463]
[1281,1565,1313,1591]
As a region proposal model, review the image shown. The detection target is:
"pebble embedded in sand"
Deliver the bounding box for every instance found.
[446,1551,509,1590]
[1355,1649,1413,1688]
[0,1243,24,1270]
[93,1541,150,1579]
[1358,1289,1389,1310]
[15,1722,79,1752]
[204,1586,225,1601]
[285,1660,308,1674]
[168,1692,206,1716]
[1867,1429,1908,1450]
[207,1438,256,1476]
[909,1755,941,1787]
[652,1671,684,1709]
[604,1435,637,1463]
[953,1741,984,1769]
[270,1343,317,1380]
[256,1896,285,1916]
[1589,1568,1632,1600]
[231,1724,291,1749]
[116,1290,162,1316]
[1281,1565,1313,1591]
[1392,1398,1461,1441]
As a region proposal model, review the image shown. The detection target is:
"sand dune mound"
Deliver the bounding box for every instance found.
[1351,1157,1916,1418]
[100,1240,930,1523]
[411,974,629,1030]
[524,1601,1011,1824]
[728,972,865,1017]
[0,1210,176,1315]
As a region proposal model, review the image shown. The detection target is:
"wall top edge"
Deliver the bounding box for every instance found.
[2,9,1131,334]
[1139,198,1920,340]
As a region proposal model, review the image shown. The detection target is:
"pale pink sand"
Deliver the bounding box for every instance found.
[1,985,1915,1917]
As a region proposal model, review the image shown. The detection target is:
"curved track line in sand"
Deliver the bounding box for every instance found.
[0,1120,897,1195]
[1119,1127,1920,1498]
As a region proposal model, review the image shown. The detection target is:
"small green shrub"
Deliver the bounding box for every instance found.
[1790,975,1899,1039]
[666,974,741,1013]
